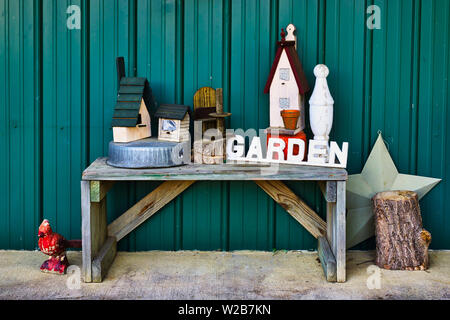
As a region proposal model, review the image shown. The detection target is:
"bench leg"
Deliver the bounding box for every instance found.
[318,236,337,282]
[335,181,346,282]
[318,181,337,282]
[81,180,115,283]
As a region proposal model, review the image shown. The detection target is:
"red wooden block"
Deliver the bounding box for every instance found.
[267,130,307,161]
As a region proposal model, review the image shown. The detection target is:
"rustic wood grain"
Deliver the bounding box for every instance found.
[81,181,92,282]
[81,181,108,283]
[90,181,115,203]
[335,181,346,282]
[326,202,334,245]
[373,191,431,270]
[82,157,347,181]
[194,87,217,133]
[215,88,225,135]
[255,180,326,239]
[92,236,117,283]
[81,158,348,283]
[108,180,195,241]
[318,236,337,282]
[318,181,337,202]
[193,138,225,164]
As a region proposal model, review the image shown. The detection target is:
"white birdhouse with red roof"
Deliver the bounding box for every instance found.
[264,24,310,132]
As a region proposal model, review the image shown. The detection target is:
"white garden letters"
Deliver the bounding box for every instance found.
[226,135,348,168]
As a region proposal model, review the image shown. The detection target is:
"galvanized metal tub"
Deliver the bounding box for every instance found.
[107,138,189,168]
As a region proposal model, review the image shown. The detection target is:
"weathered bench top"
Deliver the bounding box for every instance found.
[82,157,348,181]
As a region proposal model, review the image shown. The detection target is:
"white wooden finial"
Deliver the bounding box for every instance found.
[285,24,297,49]
[310,64,334,107]
[309,64,334,142]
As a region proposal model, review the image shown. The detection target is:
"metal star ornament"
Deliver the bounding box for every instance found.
[346,133,441,248]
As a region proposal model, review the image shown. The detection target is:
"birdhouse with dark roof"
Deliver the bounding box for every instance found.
[111,57,153,143]
[264,24,310,131]
[155,104,191,142]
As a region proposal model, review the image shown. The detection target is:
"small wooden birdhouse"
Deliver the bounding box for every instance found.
[112,57,153,143]
[155,104,191,142]
[264,25,310,131]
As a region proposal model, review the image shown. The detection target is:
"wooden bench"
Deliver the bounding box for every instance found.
[81,157,347,283]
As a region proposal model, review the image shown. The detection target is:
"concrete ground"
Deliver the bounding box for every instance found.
[0,250,448,300]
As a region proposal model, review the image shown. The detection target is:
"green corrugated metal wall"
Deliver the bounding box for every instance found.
[1,0,449,251]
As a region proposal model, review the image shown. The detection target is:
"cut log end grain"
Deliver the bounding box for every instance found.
[372,190,431,271]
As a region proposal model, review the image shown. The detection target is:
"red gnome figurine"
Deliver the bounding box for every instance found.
[38,219,82,274]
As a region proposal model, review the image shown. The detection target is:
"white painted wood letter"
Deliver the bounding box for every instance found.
[308,140,328,164]
[329,141,349,167]
[266,138,286,162]
[246,137,263,160]
[287,139,305,163]
[226,136,245,160]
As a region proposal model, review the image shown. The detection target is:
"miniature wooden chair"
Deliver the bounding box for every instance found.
[193,87,217,134]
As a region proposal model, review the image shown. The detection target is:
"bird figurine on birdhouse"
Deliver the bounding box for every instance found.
[111,57,154,143]
[38,219,81,274]
[264,24,310,161]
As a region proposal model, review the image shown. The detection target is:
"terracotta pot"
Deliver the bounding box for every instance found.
[280,109,300,130]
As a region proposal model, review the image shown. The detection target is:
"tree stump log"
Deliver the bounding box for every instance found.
[372,191,431,270]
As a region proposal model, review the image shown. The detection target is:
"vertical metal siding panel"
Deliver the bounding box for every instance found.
[177,0,194,244]
[5,0,16,248]
[293,0,321,250]
[228,0,245,249]
[42,0,86,240]
[445,0,450,249]
[89,0,135,251]
[370,0,386,145]
[68,0,87,240]
[184,0,213,250]
[1,0,40,249]
[277,0,298,250]
[273,0,321,250]
[135,0,178,251]
[0,0,40,249]
[22,0,40,248]
[8,0,24,249]
[324,0,368,249]
[418,0,449,249]
[208,0,225,251]
[369,0,415,174]
[417,0,435,246]
[229,0,266,250]
[180,0,224,250]
[409,0,420,174]
[55,0,70,237]
[159,0,177,251]
[255,0,273,250]
[325,0,366,173]
[362,0,373,162]
[2,0,450,250]
[395,0,415,173]
[442,3,450,249]
[241,0,260,249]
[0,0,9,248]
[136,0,158,251]
[42,0,56,239]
